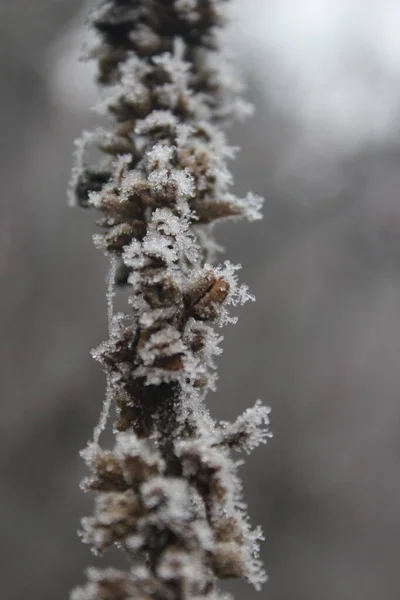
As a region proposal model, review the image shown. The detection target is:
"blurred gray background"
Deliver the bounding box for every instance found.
[2,1,400,599]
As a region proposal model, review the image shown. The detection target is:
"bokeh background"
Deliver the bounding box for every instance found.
[2,1,400,599]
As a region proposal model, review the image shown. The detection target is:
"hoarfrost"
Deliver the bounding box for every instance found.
[69,0,269,596]
[219,401,272,454]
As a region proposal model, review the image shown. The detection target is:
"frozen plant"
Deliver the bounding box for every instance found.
[69,1,271,599]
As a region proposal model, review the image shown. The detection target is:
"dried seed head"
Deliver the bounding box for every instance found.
[70,0,268,597]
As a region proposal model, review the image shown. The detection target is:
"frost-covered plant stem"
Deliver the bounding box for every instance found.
[69,2,270,599]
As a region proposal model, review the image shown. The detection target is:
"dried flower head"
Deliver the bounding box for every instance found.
[69,1,270,599]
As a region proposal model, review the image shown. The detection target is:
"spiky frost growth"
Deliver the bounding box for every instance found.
[69,1,270,599]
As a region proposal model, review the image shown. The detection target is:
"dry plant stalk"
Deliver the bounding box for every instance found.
[69,1,271,599]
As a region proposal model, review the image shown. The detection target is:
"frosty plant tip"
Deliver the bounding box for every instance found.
[69,1,271,599]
